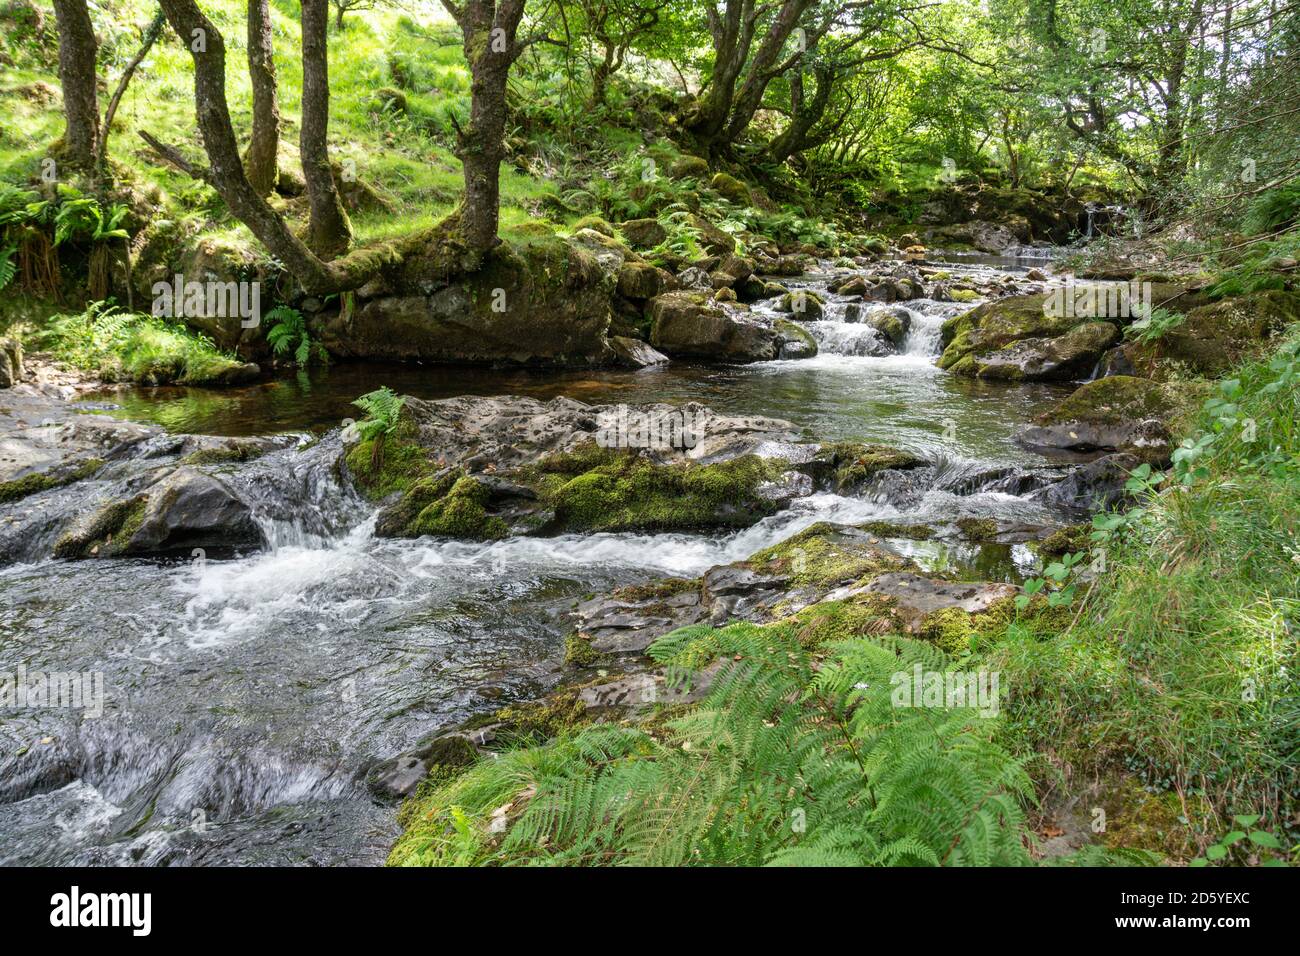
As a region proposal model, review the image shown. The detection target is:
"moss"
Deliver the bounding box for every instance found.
[612,576,698,603]
[182,444,268,466]
[564,634,601,668]
[1036,524,1092,557]
[1039,375,1173,426]
[572,214,615,237]
[858,520,936,540]
[815,441,925,490]
[410,475,509,540]
[749,521,911,589]
[52,494,148,559]
[0,457,102,504]
[1099,777,1212,861]
[709,172,751,205]
[545,452,784,533]
[789,595,900,649]
[955,517,1000,542]
[774,318,817,354]
[949,288,979,303]
[345,421,430,500]
[494,689,589,743]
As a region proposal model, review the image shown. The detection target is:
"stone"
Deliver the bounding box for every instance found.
[1017,376,1179,459]
[618,218,667,249]
[710,172,751,205]
[0,338,23,387]
[774,319,818,359]
[616,261,664,300]
[648,291,779,362]
[608,335,669,368]
[958,321,1120,382]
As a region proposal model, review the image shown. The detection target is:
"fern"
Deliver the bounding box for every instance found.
[0,244,15,292]
[352,386,406,442]
[265,305,326,367]
[394,620,1038,867]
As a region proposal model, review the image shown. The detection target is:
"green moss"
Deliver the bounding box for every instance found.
[949,288,979,302]
[788,595,900,649]
[345,421,430,500]
[816,441,925,490]
[546,452,784,533]
[52,494,148,559]
[564,634,601,668]
[410,475,509,540]
[1036,524,1092,557]
[572,215,615,237]
[611,576,698,603]
[955,517,1000,542]
[0,457,102,504]
[749,521,911,589]
[494,689,589,743]
[1040,375,1174,425]
[182,444,268,466]
[858,520,936,540]
[709,172,751,205]
[1099,777,1211,861]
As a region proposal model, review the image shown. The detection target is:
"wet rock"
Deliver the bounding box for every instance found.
[860,572,1019,630]
[775,290,825,319]
[1018,376,1180,459]
[649,291,779,362]
[0,337,23,387]
[774,318,818,359]
[1038,452,1142,512]
[608,335,669,368]
[366,734,480,801]
[952,320,1120,382]
[853,305,911,347]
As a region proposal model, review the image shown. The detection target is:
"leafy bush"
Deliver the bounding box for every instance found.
[265,305,327,366]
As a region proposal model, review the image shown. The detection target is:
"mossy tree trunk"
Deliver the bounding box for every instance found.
[300,0,352,258]
[440,0,534,256]
[244,0,281,198]
[52,0,100,171]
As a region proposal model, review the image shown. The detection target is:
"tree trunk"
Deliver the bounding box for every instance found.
[97,9,165,180]
[52,0,100,170]
[244,0,280,197]
[300,0,351,258]
[443,0,529,256]
[721,0,812,143]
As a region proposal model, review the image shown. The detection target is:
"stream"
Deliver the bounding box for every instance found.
[0,258,1076,865]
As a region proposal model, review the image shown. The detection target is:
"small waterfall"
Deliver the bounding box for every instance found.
[804,320,890,357]
[899,304,948,356]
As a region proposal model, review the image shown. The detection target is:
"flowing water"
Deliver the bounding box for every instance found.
[0,262,1074,865]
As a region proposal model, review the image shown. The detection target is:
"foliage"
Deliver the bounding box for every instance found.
[391,622,1033,866]
[265,305,327,366]
[351,386,405,442]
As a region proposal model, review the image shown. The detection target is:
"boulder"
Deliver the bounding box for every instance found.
[1017,376,1180,459]
[608,335,669,368]
[616,261,665,300]
[669,155,710,180]
[709,172,751,205]
[688,215,737,255]
[321,236,615,367]
[951,321,1120,381]
[774,319,818,359]
[1039,452,1143,513]
[618,218,667,250]
[648,291,779,362]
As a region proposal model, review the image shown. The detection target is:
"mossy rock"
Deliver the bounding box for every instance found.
[669,155,711,180]
[1035,524,1091,557]
[748,522,912,591]
[0,458,103,504]
[494,689,590,743]
[955,517,1000,542]
[572,215,616,238]
[344,420,432,501]
[52,495,149,559]
[812,441,926,491]
[709,172,751,205]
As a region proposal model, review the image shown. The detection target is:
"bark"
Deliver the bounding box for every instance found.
[150,0,377,295]
[244,0,280,197]
[764,60,835,164]
[52,0,101,170]
[441,0,529,255]
[300,0,351,258]
[721,0,814,143]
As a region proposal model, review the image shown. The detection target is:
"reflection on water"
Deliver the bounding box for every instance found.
[88,355,1070,467]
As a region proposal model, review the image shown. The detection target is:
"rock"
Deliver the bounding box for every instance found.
[669,155,710,180]
[716,253,755,283]
[618,218,667,249]
[608,335,669,368]
[321,236,615,368]
[709,172,751,205]
[903,244,927,261]
[1121,290,1300,379]
[774,319,818,359]
[776,290,825,319]
[649,291,779,362]
[1026,268,1047,281]
[833,275,870,297]
[616,261,665,300]
[688,214,737,255]
[1039,452,1143,512]
[366,734,479,801]
[572,215,616,237]
[857,305,911,347]
[53,466,266,558]
[369,86,407,114]
[863,572,1019,631]
[954,321,1120,382]
[0,338,23,387]
[927,220,1022,254]
[1017,376,1180,459]
[569,227,633,271]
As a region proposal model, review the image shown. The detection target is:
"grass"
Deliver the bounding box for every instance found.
[27,302,248,385]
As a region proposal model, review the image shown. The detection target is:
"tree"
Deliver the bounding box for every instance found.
[51,0,100,170]
[564,0,671,105]
[244,0,281,197]
[330,0,398,30]
[438,0,541,255]
[300,0,352,257]
[145,0,387,293]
